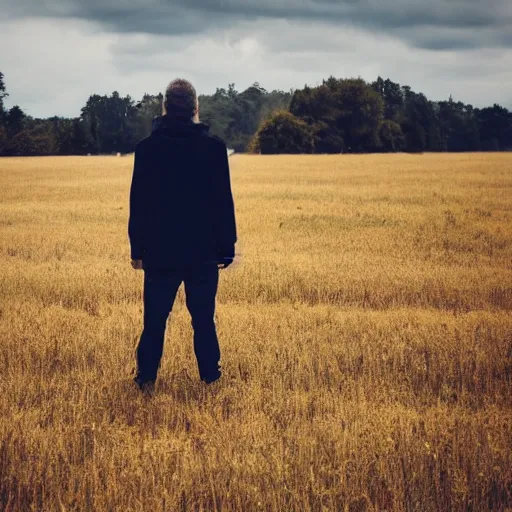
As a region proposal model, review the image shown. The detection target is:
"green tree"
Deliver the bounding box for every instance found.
[312,121,345,153]
[9,123,58,156]
[80,92,138,154]
[46,116,91,155]
[401,88,442,152]
[199,83,292,151]
[437,98,480,152]
[372,77,404,122]
[379,120,405,152]
[476,104,512,151]
[250,110,314,154]
[290,77,384,153]
[6,105,26,138]
[199,87,235,143]
[0,71,8,127]
[133,93,163,141]
[1,72,511,156]
[0,125,7,155]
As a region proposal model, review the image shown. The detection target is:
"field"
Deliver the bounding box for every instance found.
[0,153,511,511]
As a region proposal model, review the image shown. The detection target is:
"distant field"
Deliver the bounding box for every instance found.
[0,153,511,511]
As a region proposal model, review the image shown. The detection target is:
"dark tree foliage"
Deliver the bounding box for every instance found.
[249,110,314,154]
[290,77,384,153]
[0,72,8,127]
[9,123,58,156]
[0,70,510,156]
[379,120,405,152]
[80,92,139,154]
[287,76,511,154]
[6,106,26,138]
[372,77,403,123]
[476,104,512,151]
[436,98,480,152]
[199,83,292,152]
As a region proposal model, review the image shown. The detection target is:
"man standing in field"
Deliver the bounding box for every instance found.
[128,78,237,390]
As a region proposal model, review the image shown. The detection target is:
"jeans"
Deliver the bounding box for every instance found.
[135,265,221,383]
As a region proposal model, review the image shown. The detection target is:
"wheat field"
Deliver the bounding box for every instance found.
[0,153,511,511]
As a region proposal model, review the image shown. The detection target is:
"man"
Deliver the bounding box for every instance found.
[128,78,237,390]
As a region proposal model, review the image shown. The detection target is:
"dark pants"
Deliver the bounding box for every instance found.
[135,265,221,383]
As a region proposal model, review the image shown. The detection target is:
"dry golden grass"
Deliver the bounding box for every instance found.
[0,153,511,511]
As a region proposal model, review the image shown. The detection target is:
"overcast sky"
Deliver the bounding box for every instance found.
[1,0,511,118]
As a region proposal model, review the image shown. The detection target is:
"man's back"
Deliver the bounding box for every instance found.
[129,116,237,269]
[130,78,236,388]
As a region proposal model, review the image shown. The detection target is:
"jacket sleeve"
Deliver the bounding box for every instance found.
[128,146,146,260]
[214,144,237,255]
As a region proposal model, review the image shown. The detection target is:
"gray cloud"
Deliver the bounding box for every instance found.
[1,14,510,120]
[1,2,511,118]
[4,0,512,51]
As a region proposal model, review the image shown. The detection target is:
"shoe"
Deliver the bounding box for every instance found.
[201,372,221,385]
[133,376,155,393]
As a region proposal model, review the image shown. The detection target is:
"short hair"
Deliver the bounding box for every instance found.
[163,79,197,119]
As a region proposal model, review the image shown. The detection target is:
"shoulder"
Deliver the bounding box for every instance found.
[135,135,151,151]
[203,133,228,158]
[135,137,151,154]
[207,133,227,147]
[200,127,226,150]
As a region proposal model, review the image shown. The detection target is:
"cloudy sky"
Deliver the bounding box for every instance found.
[1,0,511,118]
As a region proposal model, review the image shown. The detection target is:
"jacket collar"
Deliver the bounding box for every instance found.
[151,115,210,137]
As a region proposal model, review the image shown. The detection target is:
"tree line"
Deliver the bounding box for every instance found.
[0,71,510,156]
[251,77,512,154]
[0,73,290,156]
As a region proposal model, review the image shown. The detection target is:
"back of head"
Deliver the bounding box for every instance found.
[163,79,198,121]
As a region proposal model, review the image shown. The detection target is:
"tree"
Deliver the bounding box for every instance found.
[0,71,8,126]
[0,73,511,156]
[334,78,384,151]
[401,88,441,152]
[437,98,480,152]
[6,105,26,138]
[134,93,163,141]
[312,120,345,153]
[80,92,138,153]
[372,77,404,122]
[250,110,314,154]
[0,125,7,155]
[379,120,405,152]
[476,104,512,151]
[0,72,7,100]
[200,83,292,151]
[46,116,91,155]
[199,87,235,144]
[290,77,384,153]
[259,88,293,122]
[9,123,58,156]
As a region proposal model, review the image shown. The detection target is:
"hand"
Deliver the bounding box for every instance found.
[217,257,234,269]
[131,259,143,270]
[216,245,235,269]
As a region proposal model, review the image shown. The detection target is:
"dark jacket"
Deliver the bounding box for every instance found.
[128,116,237,269]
